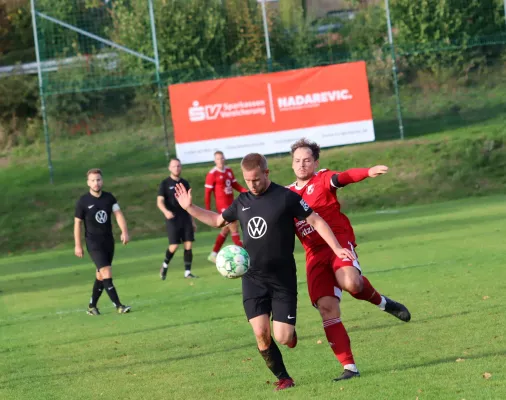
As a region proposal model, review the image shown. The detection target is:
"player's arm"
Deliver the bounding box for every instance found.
[113,205,129,245]
[73,218,84,258]
[332,165,388,188]
[204,188,213,210]
[204,172,215,210]
[74,199,85,258]
[306,212,355,260]
[174,183,228,228]
[157,196,174,219]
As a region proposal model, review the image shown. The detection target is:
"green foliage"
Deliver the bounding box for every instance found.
[0,73,38,148]
[1,0,506,149]
[391,0,504,80]
[0,3,35,65]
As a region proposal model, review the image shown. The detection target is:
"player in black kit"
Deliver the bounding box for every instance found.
[174,153,354,391]
[74,168,131,315]
[157,158,197,279]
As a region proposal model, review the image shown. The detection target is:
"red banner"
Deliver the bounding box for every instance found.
[169,61,374,163]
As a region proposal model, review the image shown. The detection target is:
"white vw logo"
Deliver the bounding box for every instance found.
[247,216,267,239]
[95,210,108,224]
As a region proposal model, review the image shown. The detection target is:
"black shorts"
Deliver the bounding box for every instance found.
[86,239,114,270]
[166,215,194,245]
[242,275,298,325]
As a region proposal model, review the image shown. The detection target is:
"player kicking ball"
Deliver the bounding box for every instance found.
[288,138,411,381]
[204,151,247,263]
[74,168,131,315]
[174,153,354,391]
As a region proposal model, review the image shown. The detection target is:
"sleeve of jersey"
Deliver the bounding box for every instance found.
[222,198,238,223]
[111,195,120,212]
[74,199,85,219]
[204,173,214,210]
[157,181,164,196]
[286,190,313,221]
[204,187,212,210]
[331,168,369,188]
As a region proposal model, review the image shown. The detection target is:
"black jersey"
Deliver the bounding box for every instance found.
[222,182,313,282]
[75,191,119,241]
[158,177,191,216]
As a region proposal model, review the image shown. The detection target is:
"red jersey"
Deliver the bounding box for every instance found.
[205,166,246,211]
[288,168,366,253]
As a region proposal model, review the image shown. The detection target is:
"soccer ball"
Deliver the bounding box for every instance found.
[215,245,250,279]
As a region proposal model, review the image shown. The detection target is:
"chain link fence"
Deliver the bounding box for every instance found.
[2,0,505,183]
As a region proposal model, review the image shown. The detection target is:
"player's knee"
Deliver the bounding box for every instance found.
[221,226,230,235]
[343,276,363,294]
[274,330,293,346]
[253,327,271,347]
[169,244,179,253]
[317,297,340,319]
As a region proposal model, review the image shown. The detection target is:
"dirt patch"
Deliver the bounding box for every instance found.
[0,157,9,168]
[51,220,66,232]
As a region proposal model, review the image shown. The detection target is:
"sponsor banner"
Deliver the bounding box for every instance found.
[169,61,374,164]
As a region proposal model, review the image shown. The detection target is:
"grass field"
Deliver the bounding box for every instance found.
[2,118,505,254]
[1,195,505,399]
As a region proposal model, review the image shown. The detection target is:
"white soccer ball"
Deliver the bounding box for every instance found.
[215,245,250,279]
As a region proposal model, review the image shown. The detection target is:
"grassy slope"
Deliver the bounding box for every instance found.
[1,115,505,253]
[1,196,505,399]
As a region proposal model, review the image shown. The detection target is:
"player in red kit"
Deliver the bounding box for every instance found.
[288,138,411,382]
[205,151,248,263]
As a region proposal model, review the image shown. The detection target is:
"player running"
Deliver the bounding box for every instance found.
[174,153,354,391]
[288,138,411,381]
[74,168,131,315]
[205,151,247,263]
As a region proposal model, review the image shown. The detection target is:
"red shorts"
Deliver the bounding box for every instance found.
[306,239,360,306]
[216,200,233,214]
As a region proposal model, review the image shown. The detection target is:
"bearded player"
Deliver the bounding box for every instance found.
[288,138,411,381]
[205,151,247,263]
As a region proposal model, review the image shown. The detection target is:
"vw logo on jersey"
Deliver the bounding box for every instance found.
[247,216,267,239]
[95,210,108,224]
[307,184,314,194]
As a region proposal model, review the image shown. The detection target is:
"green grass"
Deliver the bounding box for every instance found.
[1,117,505,253]
[1,195,505,399]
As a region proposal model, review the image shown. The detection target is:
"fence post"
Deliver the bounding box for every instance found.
[260,0,273,72]
[30,0,54,184]
[384,0,405,140]
[148,0,170,160]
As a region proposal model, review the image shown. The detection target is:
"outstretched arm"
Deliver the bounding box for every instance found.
[175,183,228,228]
[332,165,388,188]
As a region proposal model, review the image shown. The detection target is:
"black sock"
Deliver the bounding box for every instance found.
[89,279,104,308]
[102,278,122,307]
[184,249,193,271]
[164,249,175,265]
[259,337,290,380]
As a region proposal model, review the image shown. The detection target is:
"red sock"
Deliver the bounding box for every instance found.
[231,232,243,247]
[323,318,355,366]
[212,233,227,253]
[349,276,382,305]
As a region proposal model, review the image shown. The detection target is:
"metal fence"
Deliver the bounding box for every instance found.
[8,0,506,182]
